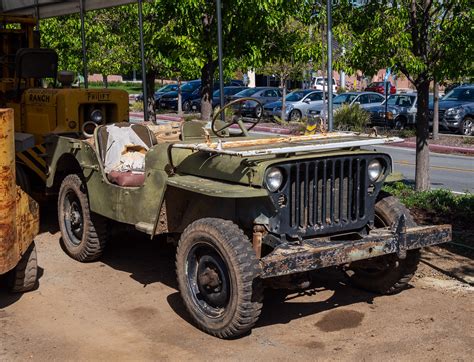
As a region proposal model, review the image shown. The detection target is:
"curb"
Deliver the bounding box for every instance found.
[389,141,474,155]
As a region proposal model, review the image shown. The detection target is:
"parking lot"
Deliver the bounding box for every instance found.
[1,207,472,361]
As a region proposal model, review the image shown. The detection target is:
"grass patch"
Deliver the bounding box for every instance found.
[89,81,143,94]
[383,182,474,253]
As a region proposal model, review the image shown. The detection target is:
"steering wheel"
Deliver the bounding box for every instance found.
[211,97,263,137]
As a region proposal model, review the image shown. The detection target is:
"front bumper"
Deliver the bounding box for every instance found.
[260,220,451,278]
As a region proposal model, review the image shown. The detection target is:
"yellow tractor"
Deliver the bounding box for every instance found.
[0,15,129,195]
[0,108,39,292]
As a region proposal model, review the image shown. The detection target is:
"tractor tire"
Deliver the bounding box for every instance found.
[8,241,38,293]
[176,218,263,338]
[16,164,31,195]
[344,195,420,295]
[58,174,108,262]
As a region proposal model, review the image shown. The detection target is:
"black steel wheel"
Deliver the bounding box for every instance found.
[58,174,107,262]
[344,194,420,295]
[8,241,38,293]
[176,218,263,338]
[461,117,473,136]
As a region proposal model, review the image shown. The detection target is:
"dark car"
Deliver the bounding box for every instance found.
[430,84,474,135]
[134,83,178,103]
[365,81,396,95]
[190,86,247,112]
[367,93,418,129]
[153,83,179,107]
[231,87,282,118]
[159,80,202,112]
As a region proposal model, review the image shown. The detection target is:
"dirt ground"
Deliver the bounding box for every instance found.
[1,209,473,361]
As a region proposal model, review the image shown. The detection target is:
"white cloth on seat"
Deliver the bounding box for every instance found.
[103,124,149,173]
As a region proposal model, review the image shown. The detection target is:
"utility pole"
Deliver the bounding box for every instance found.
[216,0,225,123]
[326,0,333,131]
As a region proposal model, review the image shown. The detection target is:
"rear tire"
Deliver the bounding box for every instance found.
[8,242,38,293]
[344,195,420,295]
[176,218,263,338]
[58,174,107,262]
[16,164,31,194]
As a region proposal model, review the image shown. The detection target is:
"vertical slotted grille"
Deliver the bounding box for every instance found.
[288,157,367,230]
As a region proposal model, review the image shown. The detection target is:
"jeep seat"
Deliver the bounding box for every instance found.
[96,123,156,187]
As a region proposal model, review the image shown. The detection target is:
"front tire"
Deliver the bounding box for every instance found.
[8,241,38,293]
[176,218,263,338]
[460,117,473,136]
[344,195,420,295]
[289,109,302,122]
[182,100,191,113]
[58,174,107,262]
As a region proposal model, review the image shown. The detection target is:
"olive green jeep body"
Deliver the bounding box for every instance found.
[46,115,451,338]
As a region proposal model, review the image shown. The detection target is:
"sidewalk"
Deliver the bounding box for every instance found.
[129,112,473,155]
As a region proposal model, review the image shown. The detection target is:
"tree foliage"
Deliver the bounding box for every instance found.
[336,0,473,190]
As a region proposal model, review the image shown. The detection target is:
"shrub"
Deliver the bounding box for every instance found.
[333,104,370,132]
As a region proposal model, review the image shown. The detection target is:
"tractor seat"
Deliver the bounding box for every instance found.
[96,123,156,187]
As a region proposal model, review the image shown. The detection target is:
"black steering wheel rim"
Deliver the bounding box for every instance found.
[211,97,263,137]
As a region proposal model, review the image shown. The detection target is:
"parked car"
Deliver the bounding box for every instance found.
[231,87,282,118]
[153,83,179,107]
[263,89,324,121]
[430,84,474,135]
[159,80,202,112]
[308,91,385,119]
[367,93,418,129]
[312,77,337,93]
[365,81,396,95]
[191,86,247,112]
[135,83,178,102]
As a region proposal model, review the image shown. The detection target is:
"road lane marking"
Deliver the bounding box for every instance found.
[395,160,474,173]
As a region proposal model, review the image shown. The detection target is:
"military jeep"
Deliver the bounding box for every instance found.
[44,95,451,338]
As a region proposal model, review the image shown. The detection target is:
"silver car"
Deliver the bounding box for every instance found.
[308,91,385,119]
[263,89,324,121]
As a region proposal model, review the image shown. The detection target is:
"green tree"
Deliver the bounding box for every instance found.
[337,0,473,190]
[258,18,319,120]
[154,0,301,121]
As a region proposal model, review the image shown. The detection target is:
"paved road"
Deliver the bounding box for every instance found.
[367,145,474,193]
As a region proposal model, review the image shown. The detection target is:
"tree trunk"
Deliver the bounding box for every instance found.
[102,74,108,88]
[281,77,287,122]
[200,60,217,121]
[177,77,183,116]
[432,79,439,141]
[145,69,156,123]
[415,79,431,191]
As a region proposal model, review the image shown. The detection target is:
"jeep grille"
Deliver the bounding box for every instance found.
[268,154,390,239]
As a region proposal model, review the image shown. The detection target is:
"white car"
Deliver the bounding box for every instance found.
[263,89,324,121]
[312,77,337,93]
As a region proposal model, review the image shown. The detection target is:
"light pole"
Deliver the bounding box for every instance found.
[216,0,225,123]
[326,0,333,131]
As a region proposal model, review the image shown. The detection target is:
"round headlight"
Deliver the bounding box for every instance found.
[368,160,382,182]
[265,167,283,192]
[90,109,103,123]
